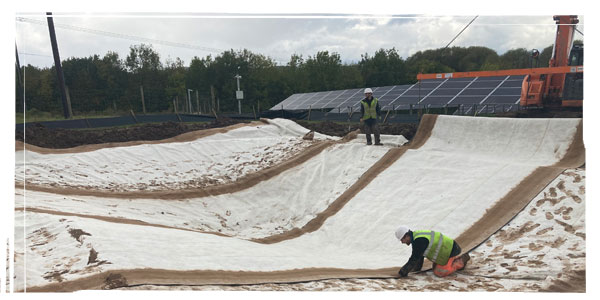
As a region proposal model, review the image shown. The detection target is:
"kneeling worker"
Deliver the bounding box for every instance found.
[395,226,470,278]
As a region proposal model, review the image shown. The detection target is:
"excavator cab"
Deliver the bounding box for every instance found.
[562,44,583,106]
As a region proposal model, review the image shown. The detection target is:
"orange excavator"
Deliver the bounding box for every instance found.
[417,15,583,108]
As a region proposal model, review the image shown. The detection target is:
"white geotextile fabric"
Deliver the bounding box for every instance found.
[14,116,581,289]
[15,118,337,191]
[15,140,395,240]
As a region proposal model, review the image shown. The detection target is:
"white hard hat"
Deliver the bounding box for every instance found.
[364,88,373,94]
[395,226,410,241]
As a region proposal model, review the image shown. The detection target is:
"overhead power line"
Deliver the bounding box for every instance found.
[16,17,225,54]
[16,17,288,64]
[18,52,53,57]
[443,15,479,50]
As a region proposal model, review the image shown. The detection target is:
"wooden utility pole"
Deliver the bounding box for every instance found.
[15,43,24,112]
[140,86,146,114]
[65,86,73,118]
[46,12,70,119]
[15,43,22,88]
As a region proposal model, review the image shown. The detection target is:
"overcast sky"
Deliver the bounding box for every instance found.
[15,13,585,69]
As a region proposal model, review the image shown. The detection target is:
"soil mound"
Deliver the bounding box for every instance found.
[16,118,247,149]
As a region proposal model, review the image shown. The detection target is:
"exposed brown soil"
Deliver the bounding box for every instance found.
[67,228,91,243]
[16,117,244,149]
[16,118,416,150]
[541,269,586,292]
[16,120,264,154]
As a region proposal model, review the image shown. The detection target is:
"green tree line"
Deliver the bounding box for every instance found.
[16,43,561,116]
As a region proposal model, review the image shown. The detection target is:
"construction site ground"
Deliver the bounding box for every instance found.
[16,118,418,149]
[13,115,585,293]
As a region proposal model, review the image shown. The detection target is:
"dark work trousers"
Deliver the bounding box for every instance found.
[362,119,380,145]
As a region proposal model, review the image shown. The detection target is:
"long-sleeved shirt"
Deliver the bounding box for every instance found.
[360,96,381,122]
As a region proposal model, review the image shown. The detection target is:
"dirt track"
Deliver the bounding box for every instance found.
[19,115,585,292]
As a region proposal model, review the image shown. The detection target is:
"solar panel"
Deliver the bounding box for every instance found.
[270,75,525,113]
[469,80,503,88]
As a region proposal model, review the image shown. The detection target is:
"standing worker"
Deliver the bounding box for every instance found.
[360,88,383,145]
[395,226,470,278]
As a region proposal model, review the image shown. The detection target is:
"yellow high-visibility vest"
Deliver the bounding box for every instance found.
[361,98,378,120]
[413,230,455,265]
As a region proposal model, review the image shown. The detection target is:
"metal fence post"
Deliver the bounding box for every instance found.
[140,86,146,115]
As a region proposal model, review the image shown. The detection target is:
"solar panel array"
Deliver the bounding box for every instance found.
[271,75,524,113]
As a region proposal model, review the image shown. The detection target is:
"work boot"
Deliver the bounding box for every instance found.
[459,253,470,270]
[366,142,372,145]
[374,142,383,146]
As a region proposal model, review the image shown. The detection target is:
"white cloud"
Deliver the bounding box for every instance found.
[15,14,583,68]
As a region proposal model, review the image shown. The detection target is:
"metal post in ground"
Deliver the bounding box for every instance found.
[130,109,139,123]
[383,110,391,124]
[140,86,146,114]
